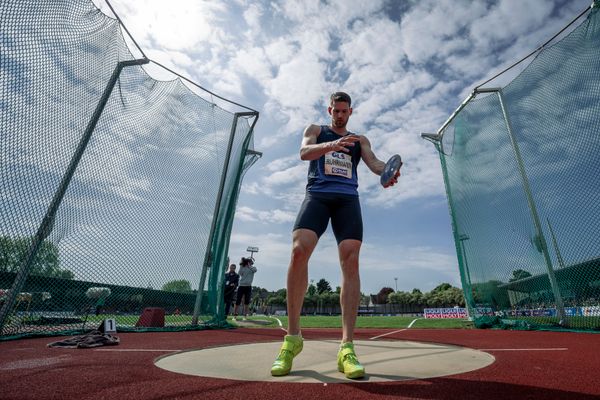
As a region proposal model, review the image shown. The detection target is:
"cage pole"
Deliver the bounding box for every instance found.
[192,112,258,325]
[496,89,568,325]
[437,147,477,318]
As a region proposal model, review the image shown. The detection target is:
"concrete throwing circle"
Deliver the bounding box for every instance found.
[155,339,495,383]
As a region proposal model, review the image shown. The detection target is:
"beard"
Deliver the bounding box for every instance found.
[332,118,347,128]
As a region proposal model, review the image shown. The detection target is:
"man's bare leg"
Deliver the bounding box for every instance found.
[286,229,318,335]
[337,238,365,378]
[338,239,361,343]
[271,229,318,376]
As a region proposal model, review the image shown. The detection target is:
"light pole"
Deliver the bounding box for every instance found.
[246,246,259,259]
[394,277,398,292]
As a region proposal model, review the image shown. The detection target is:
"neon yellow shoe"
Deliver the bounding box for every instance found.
[337,342,365,379]
[270,335,303,376]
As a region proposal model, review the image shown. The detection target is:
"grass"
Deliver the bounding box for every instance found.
[82,314,213,326]
[81,314,473,329]
[235,315,473,329]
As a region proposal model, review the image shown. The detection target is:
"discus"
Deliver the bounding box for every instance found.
[380,154,402,188]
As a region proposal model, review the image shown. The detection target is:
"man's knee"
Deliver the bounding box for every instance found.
[290,242,310,264]
[338,239,361,267]
[290,230,318,264]
[292,240,312,264]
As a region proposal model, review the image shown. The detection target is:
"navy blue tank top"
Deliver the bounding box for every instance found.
[306,125,361,195]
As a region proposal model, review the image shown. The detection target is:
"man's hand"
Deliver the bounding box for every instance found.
[326,134,361,153]
[383,169,401,188]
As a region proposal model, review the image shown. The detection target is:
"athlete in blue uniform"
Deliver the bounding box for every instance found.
[271,92,400,379]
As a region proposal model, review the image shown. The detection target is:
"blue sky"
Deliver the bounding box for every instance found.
[93,0,592,295]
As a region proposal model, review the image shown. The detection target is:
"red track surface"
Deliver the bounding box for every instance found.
[1,328,599,400]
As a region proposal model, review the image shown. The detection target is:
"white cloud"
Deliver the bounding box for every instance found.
[262,163,306,189]
[342,18,405,69]
[242,2,264,34]
[235,206,296,224]
[115,0,229,51]
[470,0,553,50]
[399,1,487,64]
[230,47,273,83]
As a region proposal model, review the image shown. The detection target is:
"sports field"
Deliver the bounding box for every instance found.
[233,315,472,329]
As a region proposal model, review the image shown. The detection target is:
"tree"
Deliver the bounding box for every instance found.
[447,286,466,306]
[267,288,287,307]
[389,285,464,308]
[253,287,270,300]
[410,289,423,306]
[472,280,510,308]
[316,278,332,294]
[320,291,340,307]
[268,296,286,306]
[509,269,533,282]
[389,290,412,304]
[162,279,192,293]
[307,282,317,296]
[0,236,73,279]
[432,283,452,293]
[359,292,370,306]
[374,287,394,304]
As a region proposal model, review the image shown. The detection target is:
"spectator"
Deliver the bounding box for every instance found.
[223,264,239,317]
[233,257,257,321]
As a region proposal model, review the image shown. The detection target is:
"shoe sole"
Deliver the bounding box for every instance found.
[338,363,365,379]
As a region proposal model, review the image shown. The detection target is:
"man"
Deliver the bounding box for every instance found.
[270,92,400,379]
[223,263,239,317]
[233,257,257,321]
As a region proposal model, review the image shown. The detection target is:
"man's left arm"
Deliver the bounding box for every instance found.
[359,136,385,175]
[359,136,401,186]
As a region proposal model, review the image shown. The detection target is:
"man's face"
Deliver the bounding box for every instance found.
[328,101,352,129]
[229,265,236,272]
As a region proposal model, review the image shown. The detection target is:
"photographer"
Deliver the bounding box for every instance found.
[233,257,257,321]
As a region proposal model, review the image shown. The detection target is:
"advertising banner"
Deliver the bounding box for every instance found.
[424,307,468,318]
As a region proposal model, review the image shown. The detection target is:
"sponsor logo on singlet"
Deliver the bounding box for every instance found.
[324,151,352,179]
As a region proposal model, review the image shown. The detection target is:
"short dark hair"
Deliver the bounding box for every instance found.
[330,91,351,106]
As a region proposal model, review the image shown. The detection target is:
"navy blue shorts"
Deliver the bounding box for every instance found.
[293,191,363,244]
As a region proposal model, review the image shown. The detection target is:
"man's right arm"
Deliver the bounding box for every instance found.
[299,124,360,160]
[299,124,324,160]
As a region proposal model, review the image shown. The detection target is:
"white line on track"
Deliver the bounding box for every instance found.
[407,318,420,328]
[369,318,421,340]
[270,316,286,332]
[94,349,181,352]
[369,329,406,340]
